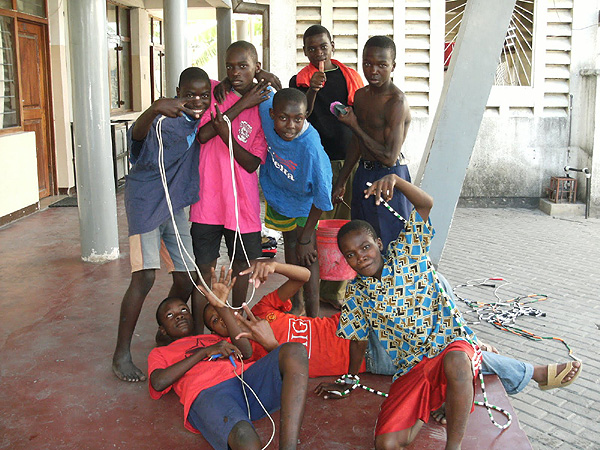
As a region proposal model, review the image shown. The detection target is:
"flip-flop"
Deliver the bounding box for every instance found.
[538,361,582,391]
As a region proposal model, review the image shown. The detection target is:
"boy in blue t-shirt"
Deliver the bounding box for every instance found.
[259,88,333,317]
[112,67,210,383]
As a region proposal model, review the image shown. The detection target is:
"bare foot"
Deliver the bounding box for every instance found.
[431,403,447,425]
[112,353,147,382]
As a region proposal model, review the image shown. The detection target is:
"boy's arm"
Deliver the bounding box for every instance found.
[365,174,433,222]
[150,340,241,392]
[241,260,311,303]
[197,80,270,143]
[199,267,253,358]
[234,304,281,352]
[209,104,261,173]
[338,93,411,167]
[131,97,202,142]
[296,205,323,267]
[332,135,361,203]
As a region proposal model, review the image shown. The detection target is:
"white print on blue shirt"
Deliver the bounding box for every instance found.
[269,147,296,181]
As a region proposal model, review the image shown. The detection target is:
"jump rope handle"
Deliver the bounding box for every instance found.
[208,353,237,368]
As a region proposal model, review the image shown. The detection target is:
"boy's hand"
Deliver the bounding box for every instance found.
[198,266,236,308]
[240,260,278,289]
[237,79,271,110]
[206,340,243,360]
[296,241,318,267]
[309,71,327,91]
[209,104,230,141]
[364,174,399,205]
[332,184,346,205]
[315,381,353,400]
[336,106,358,128]
[213,78,232,104]
[234,304,280,351]
[256,69,282,91]
[152,97,203,119]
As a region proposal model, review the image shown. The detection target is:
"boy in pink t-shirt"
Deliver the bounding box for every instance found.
[190,41,270,309]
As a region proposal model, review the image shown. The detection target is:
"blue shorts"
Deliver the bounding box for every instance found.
[351,160,412,249]
[187,346,283,450]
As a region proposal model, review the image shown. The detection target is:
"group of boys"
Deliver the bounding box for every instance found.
[112,24,582,450]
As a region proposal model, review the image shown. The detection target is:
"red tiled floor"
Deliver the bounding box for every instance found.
[0,196,530,449]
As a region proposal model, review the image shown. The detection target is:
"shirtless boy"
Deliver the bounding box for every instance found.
[332,35,412,248]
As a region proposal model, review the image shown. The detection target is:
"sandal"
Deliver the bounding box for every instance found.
[538,361,582,391]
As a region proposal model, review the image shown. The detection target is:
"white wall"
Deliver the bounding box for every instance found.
[0,133,39,217]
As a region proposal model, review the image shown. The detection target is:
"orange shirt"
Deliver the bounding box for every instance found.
[250,290,366,377]
[148,334,254,433]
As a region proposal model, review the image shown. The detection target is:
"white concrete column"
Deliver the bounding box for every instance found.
[216,8,232,80]
[48,0,75,192]
[269,0,296,83]
[415,0,517,265]
[164,0,188,97]
[235,19,248,42]
[67,0,119,262]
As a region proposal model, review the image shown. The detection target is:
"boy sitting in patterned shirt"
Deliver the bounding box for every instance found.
[316,173,481,450]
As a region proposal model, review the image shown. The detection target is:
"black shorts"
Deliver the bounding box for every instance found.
[191,223,262,265]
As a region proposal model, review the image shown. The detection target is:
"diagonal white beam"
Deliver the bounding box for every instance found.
[415,0,517,265]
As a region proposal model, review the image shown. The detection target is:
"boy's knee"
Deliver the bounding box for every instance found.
[228,420,261,450]
[279,342,308,366]
[375,433,408,450]
[443,350,473,382]
[133,269,155,291]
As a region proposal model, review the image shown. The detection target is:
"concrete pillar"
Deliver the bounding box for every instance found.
[415,0,517,265]
[67,0,119,262]
[216,8,232,80]
[269,0,295,83]
[235,19,248,42]
[164,0,187,97]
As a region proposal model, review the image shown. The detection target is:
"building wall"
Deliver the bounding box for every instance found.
[285,0,598,209]
[0,133,38,217]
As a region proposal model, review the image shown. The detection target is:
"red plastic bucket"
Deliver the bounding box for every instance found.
[316,220,357,281]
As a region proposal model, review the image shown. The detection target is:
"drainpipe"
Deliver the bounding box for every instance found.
[231,0,270,71]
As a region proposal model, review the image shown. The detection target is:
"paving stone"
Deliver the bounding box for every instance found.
[439,207,600,449]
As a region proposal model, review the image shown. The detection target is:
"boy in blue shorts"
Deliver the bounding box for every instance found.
[332,36,412,248]
[258,88,333,317]
[149,267,308,450]
[112,67,210,383]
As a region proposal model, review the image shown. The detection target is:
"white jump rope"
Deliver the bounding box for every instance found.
[156,114,275,449]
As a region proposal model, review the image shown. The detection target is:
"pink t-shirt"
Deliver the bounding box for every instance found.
[189,84,268,233]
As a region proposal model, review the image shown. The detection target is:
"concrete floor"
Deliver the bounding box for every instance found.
[0,195,529,449]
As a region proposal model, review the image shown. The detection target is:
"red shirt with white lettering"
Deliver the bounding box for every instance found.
[249,291,366,377]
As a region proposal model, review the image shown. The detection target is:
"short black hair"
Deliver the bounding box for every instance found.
[203,303,215,331]
[272,88,308,111]
[303,25,332,46]
[337,220,379,249]
[178,67,209,88]
[226,40,259,63]
[155,296,185,326]
[364,35,396,61]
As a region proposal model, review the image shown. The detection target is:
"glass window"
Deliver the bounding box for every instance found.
[0,1,12,10]
[107,4,117,37]
[0,15,19,129]
[149,16,165,102]
[107,3,131,113]
[17,0,46,18]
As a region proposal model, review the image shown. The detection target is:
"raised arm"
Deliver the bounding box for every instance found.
[198,267,253,358]
[338,93,411,167]
[208,104,261,173]
[364,174,433,222]
[240,260,311,303]
[131,97,202,142]
[198,80,270,143]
